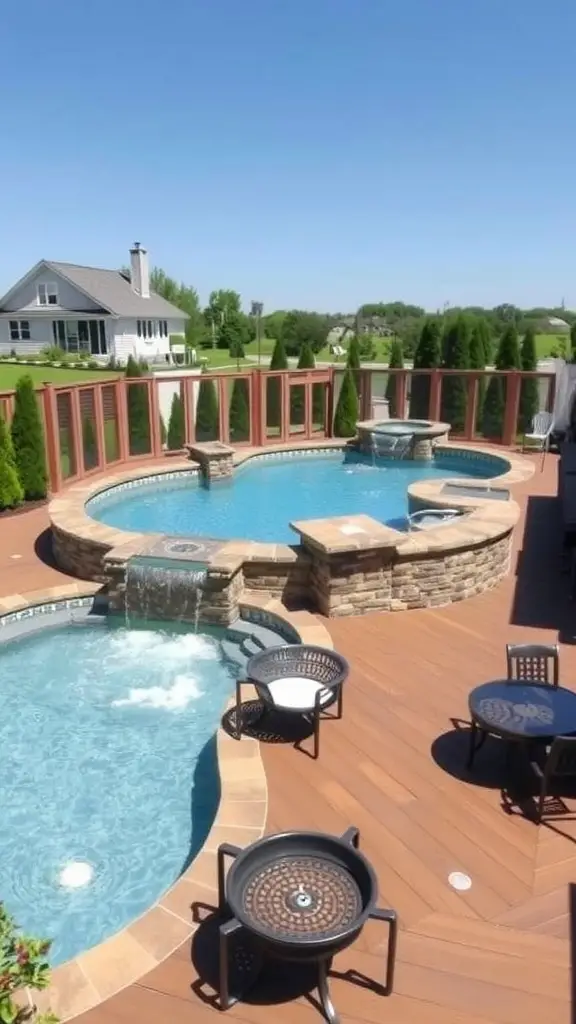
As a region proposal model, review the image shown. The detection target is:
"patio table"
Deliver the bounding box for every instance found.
[466,679,576,768]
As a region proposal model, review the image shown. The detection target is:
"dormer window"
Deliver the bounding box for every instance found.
[38,282,58,306]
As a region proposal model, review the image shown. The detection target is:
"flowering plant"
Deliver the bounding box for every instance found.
[0,902,58,1023]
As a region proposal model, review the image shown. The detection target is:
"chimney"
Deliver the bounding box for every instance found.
[129,241,150,298]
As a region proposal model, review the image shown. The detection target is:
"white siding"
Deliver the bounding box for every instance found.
[111,317,186,364]
[2,266,103,313]
[0,315,115,357]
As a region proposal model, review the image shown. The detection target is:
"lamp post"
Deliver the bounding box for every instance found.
[251,301,264,365]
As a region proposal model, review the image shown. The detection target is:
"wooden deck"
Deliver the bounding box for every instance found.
[2,453,576,1023]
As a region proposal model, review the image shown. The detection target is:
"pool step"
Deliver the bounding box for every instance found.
[222,619,289,675]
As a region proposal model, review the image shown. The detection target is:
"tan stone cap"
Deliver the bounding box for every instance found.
[291,514,402,554]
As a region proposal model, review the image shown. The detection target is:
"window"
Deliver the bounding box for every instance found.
[38,282,59,306]
[52,320,107,355]
[9,320,31,341]
[137,319,168,339]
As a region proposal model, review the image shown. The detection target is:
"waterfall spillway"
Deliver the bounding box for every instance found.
[370,430,413,460]
[125,556,208,628]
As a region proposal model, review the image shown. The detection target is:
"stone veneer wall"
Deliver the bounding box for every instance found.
[308,532,512,617]
[52,525,112,581]
[241,553,311,604]
[106,560,244,627]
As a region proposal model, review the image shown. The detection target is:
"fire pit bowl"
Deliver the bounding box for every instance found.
[217,827,397,1023]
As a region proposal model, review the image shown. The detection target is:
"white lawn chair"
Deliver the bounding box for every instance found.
[523,411,553,453]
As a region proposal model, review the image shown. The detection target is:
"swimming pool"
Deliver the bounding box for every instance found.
[0,618,234,964]
[88,449,509,543]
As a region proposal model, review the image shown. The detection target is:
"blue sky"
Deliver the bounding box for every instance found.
[1,0,575,312]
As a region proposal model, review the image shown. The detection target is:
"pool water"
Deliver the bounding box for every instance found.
[0,619,234,964]
[89,451,505,543]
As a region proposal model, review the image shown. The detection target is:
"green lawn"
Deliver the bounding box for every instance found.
[534,333,570,359]
[0,363,121,390]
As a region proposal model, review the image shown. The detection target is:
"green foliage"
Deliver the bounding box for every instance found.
[571,322,576,363]
[482,324,520,438]
[82,417,98,470]
[229,378,250,442]
[297,342,316,370]
[280,311,329,356]
[160,414,167,445]
[385,339,404,417]
[333,367,359,437]
[262,310,287,341]
[167,393,186,450]
[440,315,470,431]
[195,378,219,441]
[150,267,205,348]
[409,319,441,419]
[0,415,23,510]
[469,321,487,430]
[0,901,58,1023]
[266,337,289,431]
[346,336,361,370]
[289,343,316,426]
[218,311,247,356]
[473,317,493,364]
[39,345,69,363]
[519,327,539,432]
[124,358,151,455]
[10,376,47,500]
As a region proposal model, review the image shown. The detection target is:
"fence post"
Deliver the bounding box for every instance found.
[250,370,263,446]
[502,372,521,446]
[281,372,290,442]
[148,377,163,457]
[94,384,106,469]
[41,383,62,493]
[395,371,407,419]
[304,378,312,438]
[218,376,229,443]
[116,379,130,461]
[182,376,194,445]
[70,387,85,478]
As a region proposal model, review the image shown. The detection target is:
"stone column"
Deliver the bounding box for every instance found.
[185,441,235,484]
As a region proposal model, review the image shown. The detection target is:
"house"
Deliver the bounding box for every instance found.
[0,243,188,363]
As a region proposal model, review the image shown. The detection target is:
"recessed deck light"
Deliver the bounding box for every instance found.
[58,861,94,889]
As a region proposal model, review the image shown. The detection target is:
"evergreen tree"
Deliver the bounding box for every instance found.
[482,324,520,438]
[218,310,247,357]
[267,337,289,432]
[385,338,404,417]
[570,322,576,363]
[125,355,151,455]
[10,375,47,500]
[82,416,98,469]
[0,414,23,510]
[290,342,315,425]
[167,392,186,450]
[518,327,539,433]
[160,414,167,446]
[346,336,361,370]
[333,367,359,437]
[469,321,487,431]
[229,377,250,442]
[409,319,441,419]
[195,376,219,441]
[440,315,470,431]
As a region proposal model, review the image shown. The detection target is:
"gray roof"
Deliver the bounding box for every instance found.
[45,261,189,320]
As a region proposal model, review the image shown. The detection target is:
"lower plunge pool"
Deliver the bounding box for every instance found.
[0,618,235,964]
[88,449,509,542]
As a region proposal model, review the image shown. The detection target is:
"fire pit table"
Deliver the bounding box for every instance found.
[217,827,397,1023]
[235,645,349,759]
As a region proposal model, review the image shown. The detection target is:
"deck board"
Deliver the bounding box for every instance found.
[1,451,576,1023]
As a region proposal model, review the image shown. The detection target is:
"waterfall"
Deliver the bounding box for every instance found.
[370,430,413,460]
[124,557,208,630]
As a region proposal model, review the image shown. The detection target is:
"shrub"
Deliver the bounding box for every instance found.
[82,417,98,470]
[385,339,404,416]
[267,337,288,431]
[409,319,441,419]
[346,336,361,370]
[519,327,539,433]
[40,345,68,362]
[0,901,58,1024]
[160,414,167,446]
[167,392,186,450]
[333,367,359,437]
[0,415,24,510]
[482,324,520,438]
[125,356,151,455]
[10,376,48,500]
[290,342,315,426]
[195,377,219,441]
[469,321,487,430]
[440,315,470,431]
[229,378,250,442]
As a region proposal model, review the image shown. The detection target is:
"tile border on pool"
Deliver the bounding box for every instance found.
[0,581,331,1022]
